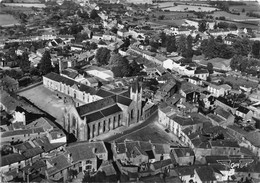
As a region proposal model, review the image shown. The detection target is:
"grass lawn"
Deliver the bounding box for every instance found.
[115,122,179,145]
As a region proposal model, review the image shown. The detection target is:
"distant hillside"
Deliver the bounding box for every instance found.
[2,0,44,3]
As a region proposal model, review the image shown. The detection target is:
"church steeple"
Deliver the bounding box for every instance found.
[130,77,143,122]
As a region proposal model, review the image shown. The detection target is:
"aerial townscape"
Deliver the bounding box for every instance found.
[0,0,260,182]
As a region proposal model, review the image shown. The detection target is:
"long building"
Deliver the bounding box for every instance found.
[43,72,143,141]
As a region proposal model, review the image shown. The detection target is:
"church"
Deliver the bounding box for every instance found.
[43,72,143,141]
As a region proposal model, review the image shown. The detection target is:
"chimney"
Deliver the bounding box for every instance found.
[92,148,97,154]
[41,146,45,152]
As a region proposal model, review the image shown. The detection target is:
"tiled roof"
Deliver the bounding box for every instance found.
[194,69,209,74]
[61,70,78,79]
[245,131,260,147]
[195,166,216,181]
[77,94,132,118]
[33,136,64,152]
[1,90,43,114]
[189,76,201,81]
[237,106,250,114]
[1,153,25,166]
[96,89,115,98]
[216,96,238,108]
[215,107,231,119]
[210,140,239,148]
[175,166,195,176]
[1,127,45,138]
[65,141,107,162]
[208,113,224,123]
[76,95,117,117]
[125,141,143,158]
[116,95,132,106]
[153,144,170,155]
[47,153,71,176]
[101,104,122,117]
[227,125,248,136]
[116,143,127,154]
[236,161,260,173]
[152,159,173,170]
[101,162,117,176]
[161,82,176,93]
[21,147,44,159]
[44,72,75,86]
[173,148,195,157]
[85,111,105,123]
[25,117,55,131]
[205,155,229,164]
[171,113,207,126]
[78,84,97,94]
[45,72,97,94]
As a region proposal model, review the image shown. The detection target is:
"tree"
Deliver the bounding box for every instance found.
[177,35,187,56]
[215,35,223,43]
[70,24,83,35]
[198,20,207,32]
[158,15,165,20]
[180,58,192,63]
[206,75,211,82]
[252,41,260,58]
[203,37,217,59]
[219,44,234,59]
[186,35,193,58]
[149,41,159,50]
[166,35,177,53]
[160,31,167,47]
[232,38,251,56]
[18,52,30,72]
[213,22,218,29]
[229,23,237,30]
[75,32,89,43]
[207,62,214,74]
[90,42,97,50]
[39,51,52,75]
[218,22,229,29]
[194,34,201,43]
[129,60,142,76]
[77,9,89,19]
[90,9,99,19]
[109,53,130,77]
[95,47,111,65]
[110,27,118,34]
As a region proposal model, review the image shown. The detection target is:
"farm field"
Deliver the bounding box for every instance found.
[2,3,46,8]
[212,11,255,20]
[229,2,260,14]
[153,11,196,19]
[148,19,185,27]
[0,14,19,26]
[162,4,218,12]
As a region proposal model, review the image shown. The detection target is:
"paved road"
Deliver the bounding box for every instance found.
[104,110,158,142]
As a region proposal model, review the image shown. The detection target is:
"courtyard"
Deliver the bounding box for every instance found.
[18,84,84,125]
